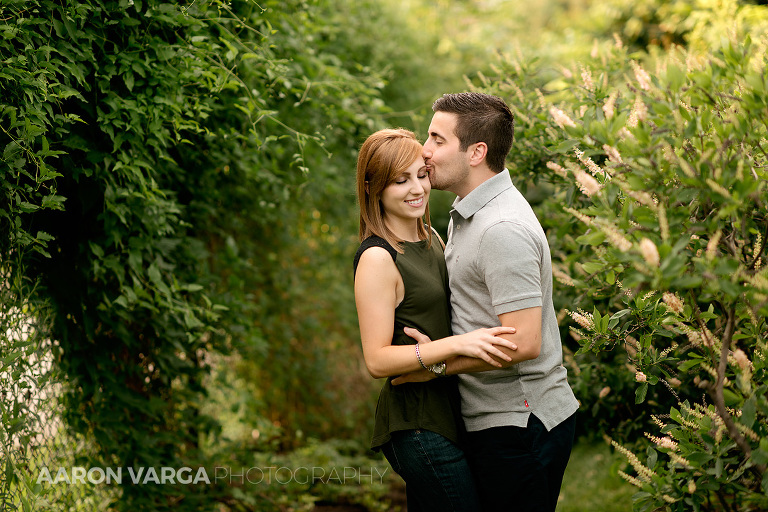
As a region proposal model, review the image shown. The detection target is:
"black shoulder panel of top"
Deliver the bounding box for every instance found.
[353,236,397,277]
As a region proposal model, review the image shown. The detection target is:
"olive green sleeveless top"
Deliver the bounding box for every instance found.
[353,235,464,450]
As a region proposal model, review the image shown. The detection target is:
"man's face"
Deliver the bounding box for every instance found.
[422,111,471,196]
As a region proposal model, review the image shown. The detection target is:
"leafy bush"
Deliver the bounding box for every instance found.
[1,0,394,508]
[478,31,768,510]
[575,0,768,53]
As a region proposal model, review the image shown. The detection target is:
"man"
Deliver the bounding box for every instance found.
[396,92,579,511]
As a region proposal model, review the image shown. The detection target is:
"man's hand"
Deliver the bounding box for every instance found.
[391,368,436,385]
[403,326,432,344]
[391,328,435,385]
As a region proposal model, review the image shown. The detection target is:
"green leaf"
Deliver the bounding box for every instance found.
[678,358,702,372]
[36,231,54,242]
[1,351,23,366]
[742,395,756,427]
[687,452,714,465]
[4,458,12,487]
[41,195,66,210]
[17,202,39,213]
[751,439,768,466]
[219,37,239,62]
[722,388,741,407]
[147,264,163,287]
[89,242,105,258]
[610,309,631,320]
[575,231,606,246]
[635,382,648,404]
[581,261,605,274]
[666,64,686,91]
[554,139,579,154]
[672,275,703,289]
[646,446,657,468]
[700,304,718,320]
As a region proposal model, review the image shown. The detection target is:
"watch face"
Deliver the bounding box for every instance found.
[430,362,446,376]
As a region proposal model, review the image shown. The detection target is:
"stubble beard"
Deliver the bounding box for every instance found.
[429,165,468,194]
[429,166,455,192]
[429,173,445,191]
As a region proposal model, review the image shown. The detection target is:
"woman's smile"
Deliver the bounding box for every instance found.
[406,197,424,207]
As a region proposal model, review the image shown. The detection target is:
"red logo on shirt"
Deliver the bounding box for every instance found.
[524,400,529,408]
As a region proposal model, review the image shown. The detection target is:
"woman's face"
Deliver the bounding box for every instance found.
[380,156,430,224]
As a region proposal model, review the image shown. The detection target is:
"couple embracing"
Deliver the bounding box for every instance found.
[353,92,579,512]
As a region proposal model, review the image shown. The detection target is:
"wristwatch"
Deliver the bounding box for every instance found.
[428,361,447,377]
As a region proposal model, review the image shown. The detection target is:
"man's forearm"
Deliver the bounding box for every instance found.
[446,355,497,375]
[446,341,537,375]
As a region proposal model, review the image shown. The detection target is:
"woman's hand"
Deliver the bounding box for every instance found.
[451,327,517,367]
[403,326,517,367]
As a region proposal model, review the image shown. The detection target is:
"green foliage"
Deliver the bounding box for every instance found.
[201,0,404,447]
[479,31,768,511]
[6,0,768,509]
[1,0,396,508]
[567,0,768,54]
[1,0,262,508]
[0,260,53,512]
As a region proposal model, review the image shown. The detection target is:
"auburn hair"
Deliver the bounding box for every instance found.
[356,128,432,253]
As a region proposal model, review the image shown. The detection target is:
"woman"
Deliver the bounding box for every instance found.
[353,129,516,511]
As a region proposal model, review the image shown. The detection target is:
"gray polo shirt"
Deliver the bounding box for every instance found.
[445,170,579,432]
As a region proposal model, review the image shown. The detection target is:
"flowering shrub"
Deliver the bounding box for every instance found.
[480,34,768,511]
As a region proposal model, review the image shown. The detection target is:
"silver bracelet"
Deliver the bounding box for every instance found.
[415,343,428,370]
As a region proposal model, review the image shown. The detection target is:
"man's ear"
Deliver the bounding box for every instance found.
[468,142,488,167]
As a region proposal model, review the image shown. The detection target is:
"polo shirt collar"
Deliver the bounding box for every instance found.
[451,169,513,219]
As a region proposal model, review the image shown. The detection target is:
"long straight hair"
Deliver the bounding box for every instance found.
[356,129,432,253]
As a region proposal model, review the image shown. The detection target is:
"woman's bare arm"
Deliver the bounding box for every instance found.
[354,248,517,379]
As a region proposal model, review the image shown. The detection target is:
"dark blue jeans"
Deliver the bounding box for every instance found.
[381,429,481,512]
[465,413,576,512]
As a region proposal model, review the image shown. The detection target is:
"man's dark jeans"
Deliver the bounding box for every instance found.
[382,429,482,512]
[465,413,576,512]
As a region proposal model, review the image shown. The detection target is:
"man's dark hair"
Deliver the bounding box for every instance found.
[432,92,514,173]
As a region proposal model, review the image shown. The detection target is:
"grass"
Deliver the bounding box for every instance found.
[558,440,636,512]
